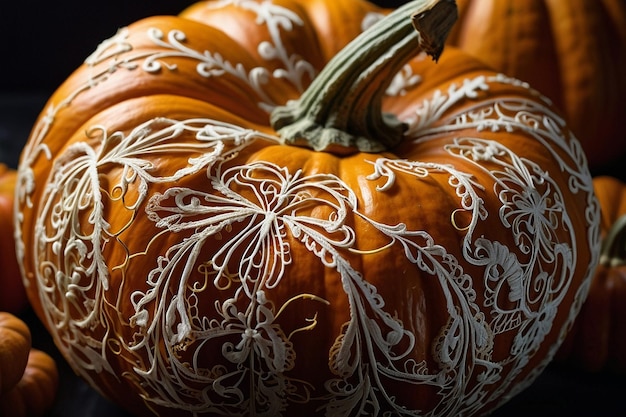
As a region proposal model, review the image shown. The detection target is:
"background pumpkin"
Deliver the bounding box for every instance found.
[0,312,58,417]
[446,0,626,170]
[0,164,28,314]
[14,0,599,416]
[0,349,59,417]
[0,312,31,396]
[555,176,626,372]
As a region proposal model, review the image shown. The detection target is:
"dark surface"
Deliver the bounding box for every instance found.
[1,1,625,416]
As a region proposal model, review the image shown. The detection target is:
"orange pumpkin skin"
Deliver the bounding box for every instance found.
[447,0,626,169]
[15,1,599,416]
[0,312,31,395]
[0,349,59,417]
[0,165,28,314]
[556,176,626,372]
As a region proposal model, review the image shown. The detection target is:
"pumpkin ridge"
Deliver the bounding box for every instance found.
[14,0,601,415]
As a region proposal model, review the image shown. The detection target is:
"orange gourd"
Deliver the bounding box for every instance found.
[0,312,58,417]
[15,0,600,416]
[0,164,28,314]
[447,0,626,169]
[556,176,626,372]
[0,312,30,395]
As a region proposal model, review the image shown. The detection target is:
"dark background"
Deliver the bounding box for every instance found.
[0,1,197,93]
[1,1,623,416]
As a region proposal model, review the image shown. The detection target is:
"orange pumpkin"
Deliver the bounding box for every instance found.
[447,0,626,169]
[0,312,31,395]
[15,0,599,416]
[0,164,28,314]
[0,312,58,417]
[555,176,626,372]
[0,349,59,417]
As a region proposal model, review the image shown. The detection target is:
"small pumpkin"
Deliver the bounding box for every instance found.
[15,0,599,416]
[0,164,28,314]
[0,312,31,395]
[446,0,626,169]
[0,349,59,417]
[0,312,58,417]
[555,176,626,372]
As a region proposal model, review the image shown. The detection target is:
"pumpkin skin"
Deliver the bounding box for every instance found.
[446,0,626,169]
[0,349,59,417]
[555,176,626,372]
[0,164,28,314]
[0,312,31,395]
[0,312,58,417]
[15,0,599,416]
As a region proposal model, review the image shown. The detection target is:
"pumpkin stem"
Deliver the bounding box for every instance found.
[270,0,458,154]
[600,214,626,267]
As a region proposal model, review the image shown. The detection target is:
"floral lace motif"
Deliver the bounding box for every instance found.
[15,1,599,416]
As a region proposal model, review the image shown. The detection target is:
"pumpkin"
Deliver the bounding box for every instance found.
[0,349,59,417]
[15,0,600,416]
[555,176,626,372]
[0,312,31,395]
[0,312,58,417]
[0,164,28,314]
[446,0,626,169]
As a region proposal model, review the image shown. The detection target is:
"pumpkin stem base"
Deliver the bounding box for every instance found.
[270,0,458,154]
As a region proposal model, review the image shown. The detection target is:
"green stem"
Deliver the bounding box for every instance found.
[600,214,626,267]
[270,0,458,154]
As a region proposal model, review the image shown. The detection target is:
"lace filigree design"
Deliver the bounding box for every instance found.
[14,3,600,417]
[26,118,276,390]
[15,0,318,282]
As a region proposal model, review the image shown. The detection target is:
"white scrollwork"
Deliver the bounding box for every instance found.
[21,100,598,415]
[15,2,600,417]
[25,117,277,390]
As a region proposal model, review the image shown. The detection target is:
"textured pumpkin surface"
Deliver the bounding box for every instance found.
[0,349,59,417]
[15,0,599,416]
[0,164,28,314]
[0,312,31,394]
[447,0,626,169]
[556,176,626,372]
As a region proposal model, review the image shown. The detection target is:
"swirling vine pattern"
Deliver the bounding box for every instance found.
[14,1,599,416]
